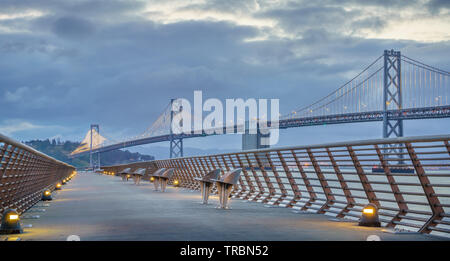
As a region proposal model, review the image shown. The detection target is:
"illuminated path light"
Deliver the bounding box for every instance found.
[0,209,22,234]
[0,172,444,241]
[41,190,52,201]
[359,203,381,227]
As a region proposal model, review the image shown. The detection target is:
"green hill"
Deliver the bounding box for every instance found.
[25,139,154,169]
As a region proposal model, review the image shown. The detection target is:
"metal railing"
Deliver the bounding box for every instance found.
[0,133,75,217]
[102,134,450,238]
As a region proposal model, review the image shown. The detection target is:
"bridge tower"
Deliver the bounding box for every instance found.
[383,49,403,162]
[169,99,183,158]
[242,132,270,150]
[90,124,101,170]
[242,121,270,151]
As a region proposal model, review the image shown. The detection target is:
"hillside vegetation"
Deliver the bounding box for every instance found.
[25,139,154,169]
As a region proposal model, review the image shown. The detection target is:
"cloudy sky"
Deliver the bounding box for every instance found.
[1,0,449,158]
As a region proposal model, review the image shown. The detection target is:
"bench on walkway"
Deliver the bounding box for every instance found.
[194,169,221,204]
[212,168,242,209]
[132,168,146,185]
[150,168,166,190]
[158,169,175,192]
[119,168,132,181]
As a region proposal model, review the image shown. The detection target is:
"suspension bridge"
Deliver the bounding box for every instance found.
[69,50,450,168]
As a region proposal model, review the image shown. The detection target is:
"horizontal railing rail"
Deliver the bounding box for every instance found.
[102,134,450,238]
[0,133,76,217]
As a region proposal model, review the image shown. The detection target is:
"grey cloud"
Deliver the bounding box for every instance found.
[51,16,95,39]
[0,0,145,16]
[316,0,420,8]
[0,42,27,53]
[350,16,386,33]
[260,5,387,37]
[427,0,450,13]
[177,0,259,14]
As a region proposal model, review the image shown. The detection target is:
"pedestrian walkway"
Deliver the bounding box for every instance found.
[2,172,445,241]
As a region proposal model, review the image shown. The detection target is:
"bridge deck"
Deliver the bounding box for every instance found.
[3,172,446,241]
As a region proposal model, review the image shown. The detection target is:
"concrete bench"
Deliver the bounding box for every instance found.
[131,168,146,185]
[212,168,242,209]
[194,169,221,204]
[158,168,175,192]
[150,168,166,191]
[119,167,132,181]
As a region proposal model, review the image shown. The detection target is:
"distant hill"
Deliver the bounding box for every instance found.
[25,139,155,169]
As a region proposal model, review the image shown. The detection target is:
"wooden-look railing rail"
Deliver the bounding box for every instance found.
[0,133,75,217]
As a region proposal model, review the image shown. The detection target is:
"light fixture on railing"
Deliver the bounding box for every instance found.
[42,190,52,201]
[173,179,180,187]
[55,183,62,190]
[150,177,155,182]
[0,209,22,234]
[359,203,381,227]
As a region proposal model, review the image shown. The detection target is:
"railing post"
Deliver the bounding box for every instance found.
[326,148,355,218]
[306,148,334,214]
[235,154,255,200]
[405,142,444,233]
[347,146,379,207]
[214,155,224,174]
[219,155,229,172]
[227,155,245,197]
[170,159,181,185]
[198,158,209,177]
[2,145,17,210]
[291,150,316,211]
[374,144,408,227]
[253,152,276,203]
[191,158,203,190]
[264,152,288,205]
[181,159,196,189]
[207,156,219,194]
[277,151,301,207]
[11,148,27,210]
[244,154,265,201]
[207,156,216,172]
[174,159,188,187]
[15,150,33,212]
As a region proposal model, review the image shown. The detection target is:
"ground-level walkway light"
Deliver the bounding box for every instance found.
[0,209,22,234]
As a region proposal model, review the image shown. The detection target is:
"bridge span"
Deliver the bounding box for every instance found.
[69,50,450,163]
[72,105,450,157]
